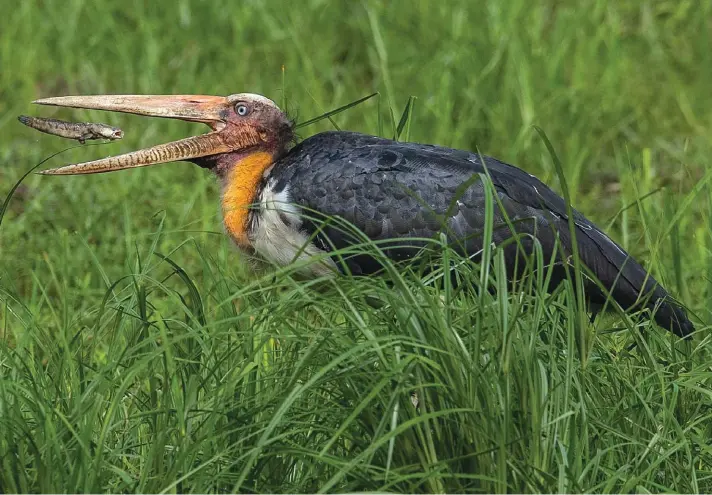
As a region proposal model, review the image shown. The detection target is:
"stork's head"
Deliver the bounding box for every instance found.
[33,93,294,176]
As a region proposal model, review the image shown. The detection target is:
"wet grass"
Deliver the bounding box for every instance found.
[2,0,712,491]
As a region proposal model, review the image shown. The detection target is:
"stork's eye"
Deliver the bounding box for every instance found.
[236,104,250,116]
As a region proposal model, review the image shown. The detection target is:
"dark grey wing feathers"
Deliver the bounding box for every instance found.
[271,131,692,336]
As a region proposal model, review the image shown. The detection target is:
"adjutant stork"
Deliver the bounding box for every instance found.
[32,92,694,337]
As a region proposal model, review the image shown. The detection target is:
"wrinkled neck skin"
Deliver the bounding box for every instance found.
[192,148,278,248]
[191,148,264,179]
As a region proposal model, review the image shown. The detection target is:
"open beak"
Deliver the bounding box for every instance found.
[32,94,247,175]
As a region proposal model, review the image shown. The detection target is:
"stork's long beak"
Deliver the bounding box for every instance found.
[32,95,254,175]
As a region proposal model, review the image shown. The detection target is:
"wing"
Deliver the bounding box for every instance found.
[270,131,692,335]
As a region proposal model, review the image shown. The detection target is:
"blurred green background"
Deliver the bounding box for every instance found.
[2,0,710,318]
[2,0,712,491]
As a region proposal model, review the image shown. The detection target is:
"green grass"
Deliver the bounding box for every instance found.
[2,0,712,492]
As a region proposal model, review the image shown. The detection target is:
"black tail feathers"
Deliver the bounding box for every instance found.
[652,297,695,338]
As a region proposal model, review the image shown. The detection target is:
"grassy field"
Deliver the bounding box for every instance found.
[2,0,712,492]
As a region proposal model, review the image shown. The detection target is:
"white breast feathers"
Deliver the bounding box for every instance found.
[249,181,336,278]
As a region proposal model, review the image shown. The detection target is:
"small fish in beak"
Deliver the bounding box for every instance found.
[18,115,123,144]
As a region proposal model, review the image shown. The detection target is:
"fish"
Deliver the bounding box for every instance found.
[18,115,123,144]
